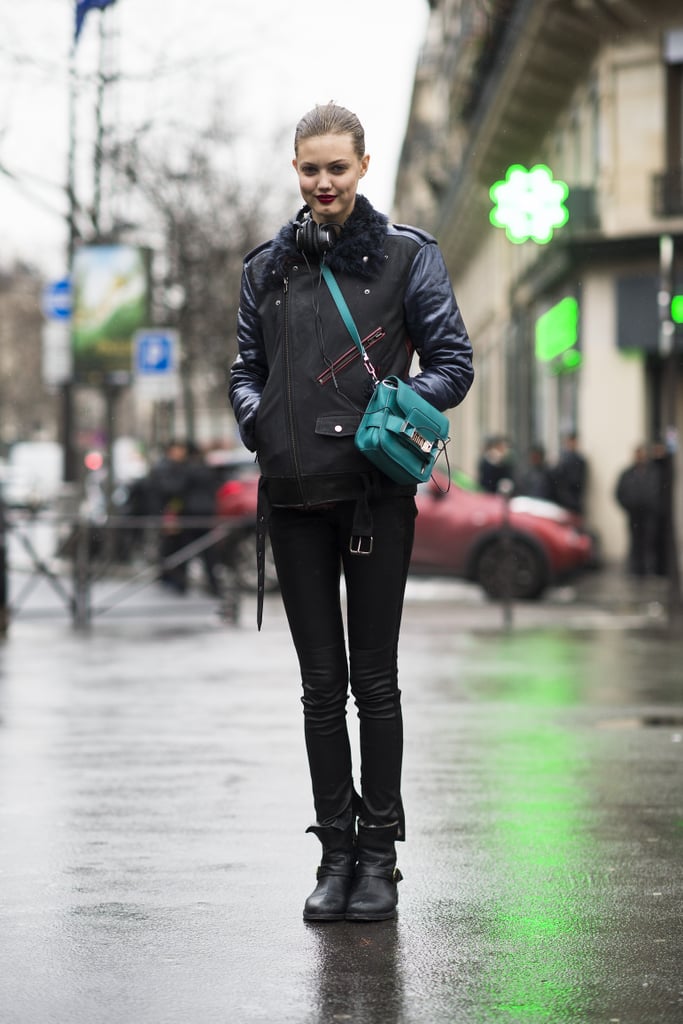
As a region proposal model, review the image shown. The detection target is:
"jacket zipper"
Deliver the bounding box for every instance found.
[282,276,306,502]
[316,326,386,386]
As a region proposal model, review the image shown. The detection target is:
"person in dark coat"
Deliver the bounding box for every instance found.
[615,444,660,576]
[515,443,556,501]
[477,435,514,493]
[551,432,588,515]
[648,440,672,577]
[229,103,474,923]
[183,443,221,596]
[145,439,190,593]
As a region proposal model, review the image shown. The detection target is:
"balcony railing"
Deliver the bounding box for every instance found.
[652,170,683,217]
[565,187,600,233]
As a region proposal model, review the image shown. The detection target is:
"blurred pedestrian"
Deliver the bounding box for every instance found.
[551,431,588,515]
[115,470,151,564]
[477,434,514,493]
[515,443,556,501]
[229,102,474,922]
[145,439,190,593]
[183,442,222,596]
[614,444,660,576]
[649,440,672,577]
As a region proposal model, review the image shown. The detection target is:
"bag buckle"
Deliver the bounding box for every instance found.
[402,421,434,455]
[410,428,434,454]
[349,534,373,555]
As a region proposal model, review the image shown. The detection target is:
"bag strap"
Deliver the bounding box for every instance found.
[321,264,379,387]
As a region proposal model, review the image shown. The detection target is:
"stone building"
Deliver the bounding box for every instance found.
[394,0,683,564]
[0,264,58,448]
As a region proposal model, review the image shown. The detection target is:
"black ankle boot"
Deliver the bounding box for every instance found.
[303,823,356,922]
[345,821,402,922]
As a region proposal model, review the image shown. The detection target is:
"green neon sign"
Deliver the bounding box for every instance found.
[550,350,583,376]
[490,164,569,244]
[672,295,683,324]
[535,297,579,362]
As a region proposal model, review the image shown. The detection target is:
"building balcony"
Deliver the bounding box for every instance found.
[652,170,683,217]
[565,187,600,234]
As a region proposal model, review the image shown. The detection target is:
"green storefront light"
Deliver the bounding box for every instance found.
[562,349,582,370]
[535,297,579,362]
[672,295,683,324]
[490,164,569,244]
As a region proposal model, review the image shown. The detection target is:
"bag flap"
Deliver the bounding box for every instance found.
[380,377,449,438]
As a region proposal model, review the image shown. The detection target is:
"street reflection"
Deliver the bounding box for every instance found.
[470,632,595,1022]
[465,627,683,707]
[304,921,406,1024]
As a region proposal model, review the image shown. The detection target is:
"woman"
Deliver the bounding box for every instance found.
[229,103,473,922]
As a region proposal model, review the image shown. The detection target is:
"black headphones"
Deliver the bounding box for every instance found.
[295,214,342,259]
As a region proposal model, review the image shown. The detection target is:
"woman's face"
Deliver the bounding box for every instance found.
[292,134,370,226]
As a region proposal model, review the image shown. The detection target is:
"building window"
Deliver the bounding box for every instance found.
[589,76,601,185]
[569,109,581,184]
[653,32,683,216]
[664,29,683,172]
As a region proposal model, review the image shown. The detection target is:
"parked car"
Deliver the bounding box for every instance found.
[214,454,596,600]
[412,469,595,599]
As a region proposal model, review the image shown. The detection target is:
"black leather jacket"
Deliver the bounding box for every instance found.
[229,196,474,507]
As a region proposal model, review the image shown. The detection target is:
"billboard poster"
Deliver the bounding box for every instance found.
[71,244,149,384]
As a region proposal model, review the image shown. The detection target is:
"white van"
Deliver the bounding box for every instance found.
[2,441,64,507]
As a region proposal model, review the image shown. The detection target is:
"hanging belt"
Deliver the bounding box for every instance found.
[256,476,272,631]
[349,478,374,555]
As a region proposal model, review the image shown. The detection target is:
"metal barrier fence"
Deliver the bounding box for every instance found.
[0,504,251,633]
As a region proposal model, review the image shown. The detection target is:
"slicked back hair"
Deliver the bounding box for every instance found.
[294,103,365,160]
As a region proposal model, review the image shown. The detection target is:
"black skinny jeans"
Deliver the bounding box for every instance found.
[268,495,416,839]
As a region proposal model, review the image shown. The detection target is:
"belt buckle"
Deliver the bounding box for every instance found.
[349,534,373,555]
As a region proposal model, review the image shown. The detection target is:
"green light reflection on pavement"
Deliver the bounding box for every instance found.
[467,632,586,708]
[471,632,594,1023]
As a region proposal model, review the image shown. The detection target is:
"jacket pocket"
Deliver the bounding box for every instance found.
[316,327,386,386]
[315,414,362,437]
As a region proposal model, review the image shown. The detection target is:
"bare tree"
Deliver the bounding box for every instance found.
[109,119,275,440]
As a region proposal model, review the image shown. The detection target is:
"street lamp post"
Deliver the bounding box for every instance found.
[61,37,80,485]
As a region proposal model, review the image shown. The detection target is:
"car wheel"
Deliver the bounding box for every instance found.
[222,526,279,594]
[474,536,547,600]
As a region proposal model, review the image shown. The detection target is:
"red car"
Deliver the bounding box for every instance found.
[412,469,595,599]
[214,454,595,600]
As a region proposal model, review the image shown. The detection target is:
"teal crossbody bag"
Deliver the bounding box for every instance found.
[321,264,450,487]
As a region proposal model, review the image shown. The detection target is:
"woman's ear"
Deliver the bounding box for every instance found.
[359,154,370,178]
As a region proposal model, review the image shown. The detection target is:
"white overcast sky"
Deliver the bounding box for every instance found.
[0,0,430,278]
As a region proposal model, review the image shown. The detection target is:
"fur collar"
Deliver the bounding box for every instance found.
[256,194,388,289]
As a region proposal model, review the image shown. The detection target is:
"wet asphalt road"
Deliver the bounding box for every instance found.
[0,572,681,1024]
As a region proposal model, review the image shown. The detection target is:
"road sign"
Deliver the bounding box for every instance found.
[133,329,179,399]
[134,329,178,375]
[42,278,72,320]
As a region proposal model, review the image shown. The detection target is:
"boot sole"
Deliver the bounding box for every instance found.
[303,912,347,922]
[345,909,398,922]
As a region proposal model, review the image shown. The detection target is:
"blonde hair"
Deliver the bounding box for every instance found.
[294,103,365,159]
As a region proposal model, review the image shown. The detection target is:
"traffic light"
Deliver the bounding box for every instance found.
[490,164,569,244]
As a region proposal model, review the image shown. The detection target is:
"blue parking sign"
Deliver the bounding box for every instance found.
[134,330,176,375]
